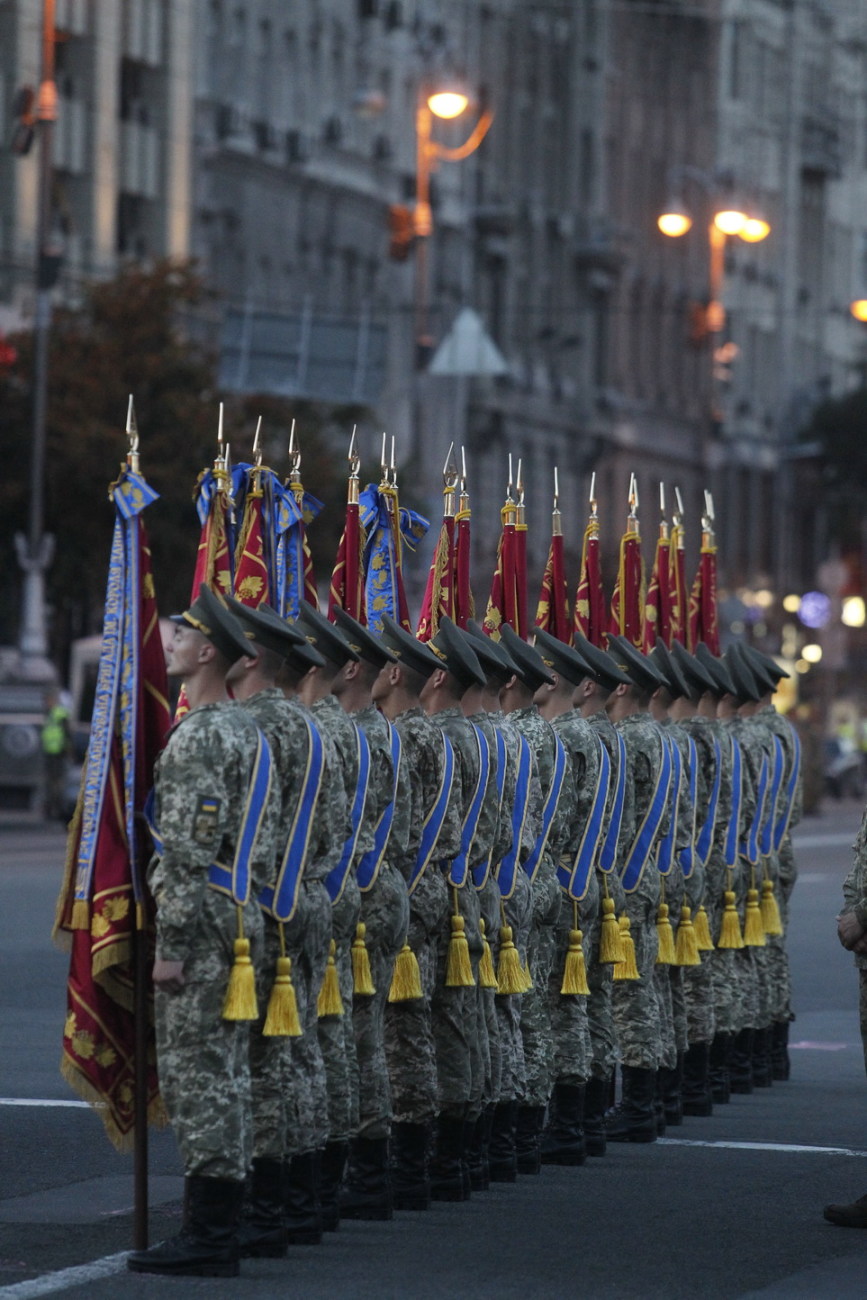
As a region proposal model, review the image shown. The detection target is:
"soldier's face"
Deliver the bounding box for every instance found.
[166,625,207,679]
[371,661,393,703]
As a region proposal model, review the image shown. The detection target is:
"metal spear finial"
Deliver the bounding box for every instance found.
[253,416,263,467]
[348,425,359,477]
[589,470,597,519]
[125,395,139,470]
[674,485,684,522]
[516,458,524,506]
[443,441,458,487]
[659,481,666,517]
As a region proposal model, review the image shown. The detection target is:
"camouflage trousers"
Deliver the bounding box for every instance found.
[353,864,410,1138]
[707,947,740,1035]
[546,881,598,1085]
[612,876,661,1071]
[284,879,332,1153]
[654,966,676,1070]
[495,868,532,1102]
[318,876,362,1141]
[521,858,561,1104]
[683,955,716,1045]
[587,869,625,1082]
[732,947,760,1031]
[765,934,793,1023]
[384,865,449,1124]
[155,891,263,1181]
[859,970,867,1079]
[477,876,502,1108]
[431,878,482,1120]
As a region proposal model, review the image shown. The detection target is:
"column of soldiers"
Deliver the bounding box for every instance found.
[128,584,801,1278]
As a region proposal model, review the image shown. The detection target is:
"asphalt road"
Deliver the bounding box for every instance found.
[2,800,867,1299]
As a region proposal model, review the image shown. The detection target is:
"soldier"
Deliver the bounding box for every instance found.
[534,628,604,1164]
[603,635,672,1144]
[222,598,339,1254]
[373,615,463,1210]
[294,603,369,1230]
[329,608,410,1220]
[420,617,493,1196]
[571,630,633,1155]
[128,586,278,1278]
[500,624,573,1172]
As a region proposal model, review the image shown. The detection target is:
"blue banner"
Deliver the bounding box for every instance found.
[359,484,429,634]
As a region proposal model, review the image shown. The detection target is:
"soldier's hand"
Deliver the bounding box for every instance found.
[153,959,186,992]
[836,912,865,950]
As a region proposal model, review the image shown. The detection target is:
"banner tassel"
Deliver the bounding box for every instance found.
[561,905,590,995]
[317,938,344,1016]
[694,903,715,951]
[478,917,499,989]
[351,921,376,995]
[655,901,677,965]
[674,905,701,967]
[718,888,744,950]
[263,926,302,1037]
[743,887,766,947]
[388,942,423,1002]
[599,891,625,964]
[223,906,259,1021]
[613,914,640,980]
[760,877,783,936]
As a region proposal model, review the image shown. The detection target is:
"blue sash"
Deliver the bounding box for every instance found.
[695,735,722,864]
[523,733,567,882]
[724,735,743,869]
[496,732,533,899]
[598,731,627,874]
[145,727,274,907]
[657,734,683,877]
[409,734,456,894]
[448,725,491,889]
[621,729,672,893]
[742,752,770,866]
[259,718,324,921]
[356,722,402,892]
[325,727,371,903]
[559,736,610,901]
[759,736,786,857]
[678,735,699,879]
[472,728,508,890]
[773,724,802,852]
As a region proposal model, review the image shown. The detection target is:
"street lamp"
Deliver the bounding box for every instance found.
[414,83,493,363]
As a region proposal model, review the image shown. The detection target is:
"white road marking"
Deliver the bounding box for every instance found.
[0,1252,128,1299]
[660,1138,867,1158]
[0,1099,89,1109]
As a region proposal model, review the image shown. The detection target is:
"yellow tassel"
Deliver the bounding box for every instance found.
[599,895,625,964]
[387,942,423,1002]
[351,922,376,995]
[521,957,534,992]
[263,956,303,1037]
[613,915,640,980]
[655,901,677,965]
[674,905,701,967]
[317,939,344,1016]
[760,878,783,936]
[478,918,499,989]
[222,921,259,1022]
[718,890,744,949]
[446,914,476,987]
[694,904,715,951]
[496,924,525,993]
[560,928,590,995]
[743,888,766,947]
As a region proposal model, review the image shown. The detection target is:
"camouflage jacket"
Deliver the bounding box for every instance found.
[756,702,803,835]
[616,712,671,903]
[511,704,573,866]
[468,709,514,865]
[310,693,372,862]
[284,695,348,880]
[389,704,463,882]
[432,705,497,868]
[496,709,543,862]
[148,700,279,962]
[353,703,397,850]
[842,804,867,969]
[589,708,635,871]
[551,709,602,865]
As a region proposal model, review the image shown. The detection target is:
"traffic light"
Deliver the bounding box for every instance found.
[388,204,414,261]
[10,86,36,157]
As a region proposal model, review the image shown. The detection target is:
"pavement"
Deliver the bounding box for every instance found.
[2,801,867,1298]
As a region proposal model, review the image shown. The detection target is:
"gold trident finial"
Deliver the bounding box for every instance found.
[443,442,458,518]
[628,473,639,528]
[347,425,360,504]
[125,394,139,471]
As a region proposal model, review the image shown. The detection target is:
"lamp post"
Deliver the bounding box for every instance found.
[414,84,493,365]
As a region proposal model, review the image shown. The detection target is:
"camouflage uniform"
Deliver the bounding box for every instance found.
[612,713,670,1071]
[755,703,802,1025]
[678,714,717,1046]
[727,716,761,1032]
[840,806,867,1077]
[511,705,568,1105]
[351,703,409,1139]
[384,706,462,1123]
[702,718,740,1035]
[549,710,602,1085]
[468,708,507,1105]
[148,701,278,1182]
[658,719,697,1065]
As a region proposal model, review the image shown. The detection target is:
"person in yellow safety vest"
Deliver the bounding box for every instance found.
[41,689,70,820]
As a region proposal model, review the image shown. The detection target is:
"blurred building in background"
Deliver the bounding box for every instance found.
[2,0,867,617]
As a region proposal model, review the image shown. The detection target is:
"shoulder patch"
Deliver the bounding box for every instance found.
[192,795,221,847]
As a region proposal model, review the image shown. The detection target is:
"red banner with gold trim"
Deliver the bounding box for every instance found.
[574,522,606,648]
[535,532,571,643]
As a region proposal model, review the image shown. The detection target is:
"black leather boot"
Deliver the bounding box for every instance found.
[752,1025,773,1088]
[661,1052,684,1126]
[284,1151,322,1245]
[128,1175,243,1276]
[654,1072,666,1137]
[238,1158,286,1258]
[430,1115,469,1202]
[729,1029,755,1094]
[390,1121,430,1211]
[467,1112,490,1190]
[583,1077,609,1158]
[540,1083,586,1165]
[771,1021,791,1081]
[709,1033,732,1103]
[515,1104,546,1174]
[682,1042,713,1117]
[318,1139,348,1231]
[339,1136,392,1221]
[606,1067,657,1143]
[489,1101,519,1182]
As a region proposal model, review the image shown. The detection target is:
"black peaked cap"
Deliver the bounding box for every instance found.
[429,617,486,689]
[465,619,521,682]
[572,629,632,690]
[694,642,737,698]
[534,627,594,687]
[742,642,788,687]
[379,614,442,679]
[174,584,254,664]
[223,596,324,667]
[295,601,359,666]
[606,634,667,695]
[723,644,762,703]
[649,640,690,699]
[332,607,397,668]
[499,623,555,689]
[670,640,718,699]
